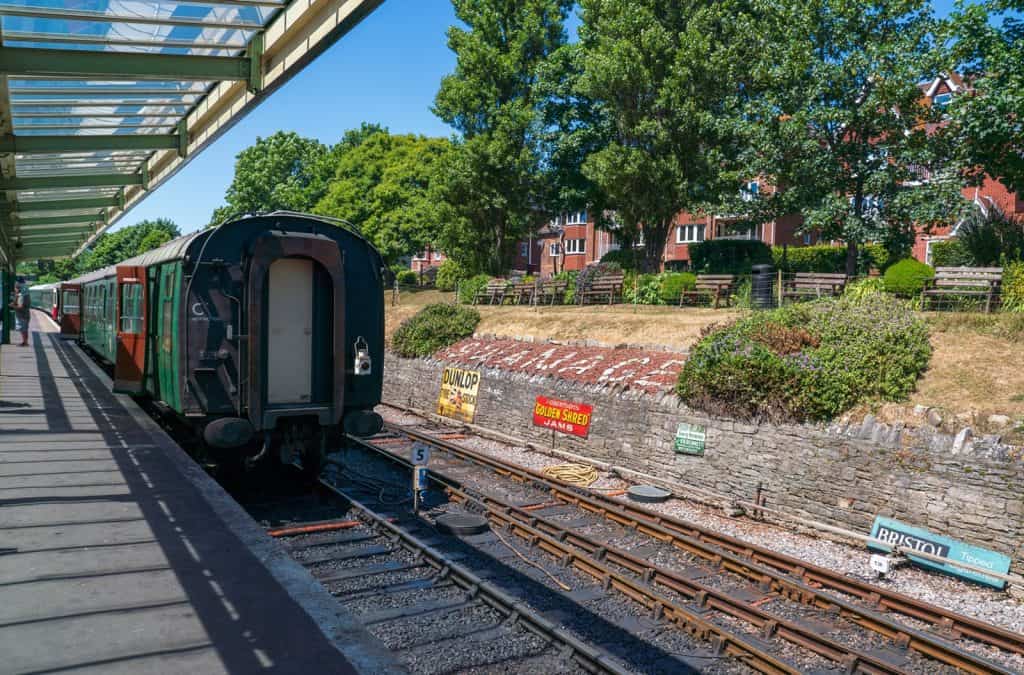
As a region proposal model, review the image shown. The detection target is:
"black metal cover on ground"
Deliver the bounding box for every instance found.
[626,485,671,503]
[436,513,490,535]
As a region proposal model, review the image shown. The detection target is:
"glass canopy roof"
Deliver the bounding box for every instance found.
[0,0,283,260]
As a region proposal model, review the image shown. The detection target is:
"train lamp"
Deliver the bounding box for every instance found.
[353,336,372,376]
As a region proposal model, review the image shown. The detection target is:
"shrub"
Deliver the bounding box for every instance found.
[843,277,885,303]
[396,269,419,286]
[677,293,931,422]
[883,259,934,296]
[958,204,1024,266]
[435,259,468,291]
[623,273,662,304]
[390,304,481,357]
[658,272,697,303]
[772,243,893,273]
[600,248,640,271]
[457,274,492,304]
[553,270,578,304]
[772,245,846,273]
[690,239,772,274]
[929,239,974,268]
[1003,261,1024,313]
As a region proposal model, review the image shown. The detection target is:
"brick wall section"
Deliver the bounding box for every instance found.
[384,354,1024,572]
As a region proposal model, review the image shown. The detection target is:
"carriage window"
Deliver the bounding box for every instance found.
[62,290,80,315]
[120,283,143,334]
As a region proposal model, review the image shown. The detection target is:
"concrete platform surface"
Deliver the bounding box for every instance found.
[0,314,401,675]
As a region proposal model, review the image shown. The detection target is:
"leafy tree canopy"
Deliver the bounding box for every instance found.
[432,0,573,274]
[76,218,181,273]
[314,130,451,264]
[566,0,765,271]
[208,130,334,225]
[727,0,968,274]
[945,0,1024,195]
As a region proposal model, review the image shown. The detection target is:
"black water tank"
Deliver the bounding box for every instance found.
[751,264,775,309]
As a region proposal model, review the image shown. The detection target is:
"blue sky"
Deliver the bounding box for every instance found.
[122,0,964,235]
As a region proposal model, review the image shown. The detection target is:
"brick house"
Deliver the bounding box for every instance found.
[410,245,446,273]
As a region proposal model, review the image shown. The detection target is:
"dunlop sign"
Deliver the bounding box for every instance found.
[533,396,593,439]
[437,367,480,423]
[868,516,1011,589]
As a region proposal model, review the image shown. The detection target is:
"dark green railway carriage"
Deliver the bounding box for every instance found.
[68,212,386,469]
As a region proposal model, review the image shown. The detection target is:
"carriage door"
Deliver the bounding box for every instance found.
[266,258,313,405]
[114,266,148,394]
[59,283,81,337]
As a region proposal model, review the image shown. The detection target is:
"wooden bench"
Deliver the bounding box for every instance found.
[536,279,568,305]
[508,280,537,305]
[679,274,736,309]
[578,273,624,305]
[921,266,1003,313]
[782,272,847,300]
[473,279,510,305]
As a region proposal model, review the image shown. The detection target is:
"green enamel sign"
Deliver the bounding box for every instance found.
[674,422,706,456]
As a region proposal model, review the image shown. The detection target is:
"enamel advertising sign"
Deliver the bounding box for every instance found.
[532,396,593,439]
[437,367,480,423]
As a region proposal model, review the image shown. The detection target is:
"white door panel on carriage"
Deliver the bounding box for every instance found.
[267,258,314,405]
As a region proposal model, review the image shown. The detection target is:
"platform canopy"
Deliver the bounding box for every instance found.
[0,0,383,267]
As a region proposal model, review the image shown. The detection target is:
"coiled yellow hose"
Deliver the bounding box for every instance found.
[542,463,599,487]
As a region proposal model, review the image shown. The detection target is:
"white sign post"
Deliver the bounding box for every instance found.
[411,443,431,512]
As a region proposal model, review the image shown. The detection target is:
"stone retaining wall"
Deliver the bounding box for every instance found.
[384,354,1024,573]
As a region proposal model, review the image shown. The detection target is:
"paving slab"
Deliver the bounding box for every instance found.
[0,314,402,674]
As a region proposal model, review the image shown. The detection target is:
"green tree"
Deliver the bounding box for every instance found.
[315,131,451,264]
[946,1,1024,195]
[210,131,333,224]
[730,0,966,275]
[77,218,180,273]
[568,0,759,271]
[432,0,573,274]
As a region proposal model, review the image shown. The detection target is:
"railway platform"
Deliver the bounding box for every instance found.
[0,314,398,675]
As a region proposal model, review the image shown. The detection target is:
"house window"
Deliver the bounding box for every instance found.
[519,242,529,257]
[564,238,586,254]
[566,210,588,225]
[741,181,760,201]
[803,232,813,245]
[549,243,562,256]
[933,92,953,108]
[676,223,706,244]
[716,222,764,240]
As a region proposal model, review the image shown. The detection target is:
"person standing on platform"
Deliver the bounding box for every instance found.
[9,278,31,347]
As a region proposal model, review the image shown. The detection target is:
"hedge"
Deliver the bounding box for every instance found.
[771,243,892,273]
[435,259,468,291]
[395,269,418,286]
[929,239,974,268]
[390,303,481,357]
[883,258,934,296]
[600,248,640,271]
[677,293,931,422]
[1003,261,1024,313]
[689,240,772,274]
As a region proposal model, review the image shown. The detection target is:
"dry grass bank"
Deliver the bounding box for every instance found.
[384,288,737,349]
[385,291,1024,420]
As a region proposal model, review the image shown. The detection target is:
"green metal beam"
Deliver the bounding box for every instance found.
[1,196,121,212]
[0,134,178,153]
[0,47,252,81]
[18,226,97,237]
[0,173,144,190]
[17,213,100,227]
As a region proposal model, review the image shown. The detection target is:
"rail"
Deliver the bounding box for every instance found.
[362,422,1024,672]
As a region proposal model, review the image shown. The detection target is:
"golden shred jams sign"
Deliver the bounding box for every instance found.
[437,367,481,423]
[533,395,593,438]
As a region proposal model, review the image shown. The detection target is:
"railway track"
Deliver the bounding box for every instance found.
[345,419,1024,674]
[245,476,641,673]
